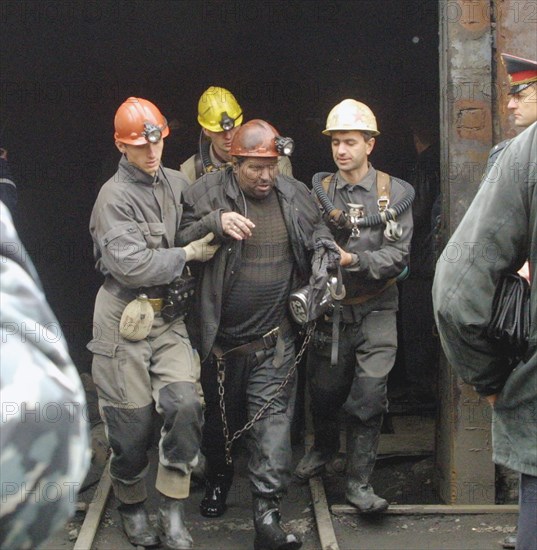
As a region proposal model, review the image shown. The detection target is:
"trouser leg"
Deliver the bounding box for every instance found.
[342,309,396,512]
[247,338,297,498]
[149,317,202,549]
[199,353,246,517]
[199,362,234,518]
[89,288,160,546]
[306,323,355,451]
[90,289,202,547]
[89,287,155,503]
[295,323,355,480]
[247,338,302,550]
[150,317,203,499]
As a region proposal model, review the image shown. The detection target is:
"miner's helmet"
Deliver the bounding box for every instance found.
[501,53,537,94]
[230,119,295,157]
[114,97,169,145]
[323,99,380,136]
[197,86,244,132]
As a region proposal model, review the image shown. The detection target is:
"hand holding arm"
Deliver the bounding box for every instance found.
[183,232,220,262]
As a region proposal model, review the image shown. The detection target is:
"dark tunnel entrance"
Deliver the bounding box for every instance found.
[2,0,440,384]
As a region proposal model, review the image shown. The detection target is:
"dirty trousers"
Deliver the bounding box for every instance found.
[306,310,397,450]
[88,287,203,503]
[201,335,297,498]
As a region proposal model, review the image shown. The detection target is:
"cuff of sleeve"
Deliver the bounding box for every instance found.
[211,209,226,238]
[350,253,360,267]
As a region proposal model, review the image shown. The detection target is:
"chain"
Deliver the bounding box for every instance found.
[217,322,316,465]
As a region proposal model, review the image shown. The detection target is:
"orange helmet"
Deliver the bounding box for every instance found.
[114,97,169,145]
[230,119,294,157]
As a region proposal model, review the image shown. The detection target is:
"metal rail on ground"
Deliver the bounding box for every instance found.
[73,461,112,550]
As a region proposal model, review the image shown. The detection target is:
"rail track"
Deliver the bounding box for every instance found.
[72,459,518,550]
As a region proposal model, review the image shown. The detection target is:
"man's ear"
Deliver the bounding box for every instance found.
[366,137,376,156]
[115,141,127,155]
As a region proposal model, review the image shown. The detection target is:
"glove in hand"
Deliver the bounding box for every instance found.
[305,238,343,321]
[314,237,341,271]
[183,232,220,262]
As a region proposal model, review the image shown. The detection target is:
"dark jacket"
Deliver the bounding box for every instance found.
[433,122,537,477]
[179,167,333,361]
[321,166,413,301]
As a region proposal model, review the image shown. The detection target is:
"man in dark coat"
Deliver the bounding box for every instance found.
[433,122,536,550]
[179,119,342,550]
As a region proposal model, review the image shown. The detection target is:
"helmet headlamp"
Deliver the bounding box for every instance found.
[142,120,167,144]
[219,111,241,131]
[275,136,295,156]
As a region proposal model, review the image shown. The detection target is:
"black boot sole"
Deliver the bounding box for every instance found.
[123,533,160,547]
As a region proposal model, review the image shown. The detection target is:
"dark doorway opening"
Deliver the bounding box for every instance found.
[2,0,439,377]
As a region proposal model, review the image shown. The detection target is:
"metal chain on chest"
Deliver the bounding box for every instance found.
[217,322,315,465]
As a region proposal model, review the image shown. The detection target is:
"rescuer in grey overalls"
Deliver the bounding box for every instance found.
[295,99,414,514]
[88,97,219,549]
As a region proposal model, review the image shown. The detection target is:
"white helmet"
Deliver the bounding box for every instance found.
[323,99,380,136]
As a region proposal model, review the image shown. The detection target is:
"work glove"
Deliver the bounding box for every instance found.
[303,238,344,322]
[183,232,220,262]
[314,237,341,271]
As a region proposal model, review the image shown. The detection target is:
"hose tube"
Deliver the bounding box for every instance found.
[198,130,213,171]
[312,172,415,228]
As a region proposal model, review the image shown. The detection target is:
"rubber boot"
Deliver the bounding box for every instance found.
[502,534,516,548]
[157,495,193,549]
[199,464,234,518]
[117,501,160,547]
[294,416,339,482]
[345,416,389,513]
[294,447,335,482]
[252,496,302,550]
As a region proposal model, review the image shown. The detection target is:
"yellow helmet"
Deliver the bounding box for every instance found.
[323,99,380,136]
[197,86,243,132]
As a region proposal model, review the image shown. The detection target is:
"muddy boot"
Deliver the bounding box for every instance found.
[252,496,302,550]
[157,495,193,549]
[199,464,233,518]
[294,415,339,482]
[117,501,160,547]
[502,534,516,548]
[345,416,388,513]
[294,447,335,482]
